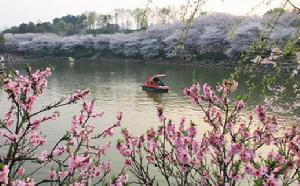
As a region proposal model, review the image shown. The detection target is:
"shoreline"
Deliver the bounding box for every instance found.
[1,52,297,74]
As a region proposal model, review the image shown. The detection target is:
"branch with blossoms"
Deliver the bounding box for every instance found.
[0,66,127,185]
[117,80,300,186]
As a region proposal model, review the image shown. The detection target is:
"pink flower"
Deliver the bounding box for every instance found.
[184,83,201,104]
[101,162,111,173]
[83,101,95,113]
[235,100,245,112]
[179,117,185,131]
[111,175,128,186]
[3,107,15,127]
[216,85,223,92]
[146,155,156,164]
[98,144,111,156]
[256,105,267,122]
[68,156,91,173]
[92,167,101,177]
[156,105,165,122]
[176,148,191,165]
[17,167,25,177]
[240,149,254,162]
[125,159,132,167]
[296,158,300,168]
[229,143,242,155]
[229,173,242,181]
[0,165,9,184]
[69,89,90,103]
[116,111,123,121]
[49,170,57,180]
[187,124,197,138]
[53,145,67,157]
[203,83,213,100]
[179,165,188,173]
[147,140,161,153]
[103,128,114,138]
[0,129,18,143]
[265,174,278,186]
[30,133,47,146]
[253,168,265,179]
[31,120,41,130]
[38,150,48,162]
[12,178,35,186]
[244,164,253,174]
[24,96,37,111]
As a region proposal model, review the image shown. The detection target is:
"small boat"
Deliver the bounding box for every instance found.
[68,57,75,65]
[142,74,169,93]
[68,57,75,62]
[0,56,6,71]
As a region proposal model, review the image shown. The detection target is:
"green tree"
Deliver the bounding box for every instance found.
[18,23,28,33]
[159,7,171,24]
[96,14,111,29]
[96,14,105,28]
[54,20,69,35]
[27,22,35,32]
[17,22,36,33]
[0,33,5,50]
[2,26,19,34]
[75,14,88,31]
[87,11,97,29]
[35,22,54,33]
[264,8,286,15]
[131,8,144,30]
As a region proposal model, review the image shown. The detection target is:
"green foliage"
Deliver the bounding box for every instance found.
[264,8,286,16]
[0,33,5,48]
[54,20,70,35]
[63,131,72,141]
[264,159,278,169]
[2,5,187,35]
[254,179,264,186]
[87,11,97,29]
[0,163,5,170]
[96,14,112,29]
[159,7,171,24]
[283,39,296,57]
[35,22,54,33]
[19,22,35,33]
[3,14,87,35]
[132,8,147,29]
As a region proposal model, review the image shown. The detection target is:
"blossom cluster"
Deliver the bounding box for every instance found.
[0,67,126,185]
[117,80,300,185]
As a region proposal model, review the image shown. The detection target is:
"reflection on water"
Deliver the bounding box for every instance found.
[145,92,164,104]
[0,58,266,181]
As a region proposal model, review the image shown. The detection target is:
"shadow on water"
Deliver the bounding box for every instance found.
[144,91,164,104]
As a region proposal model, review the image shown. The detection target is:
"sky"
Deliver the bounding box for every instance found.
[0,0,295,29]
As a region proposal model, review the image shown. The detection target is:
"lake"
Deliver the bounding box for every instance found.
[0,58,266,183]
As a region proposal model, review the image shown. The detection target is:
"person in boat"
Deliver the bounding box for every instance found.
[154,77,165,86]
[149,77,165,87]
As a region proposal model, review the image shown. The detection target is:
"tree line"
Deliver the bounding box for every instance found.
[1,7,295,37]
[2,6,190,36]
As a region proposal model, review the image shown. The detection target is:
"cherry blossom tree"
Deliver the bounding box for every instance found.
[117,80,300,185]
[0,66,126,185]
